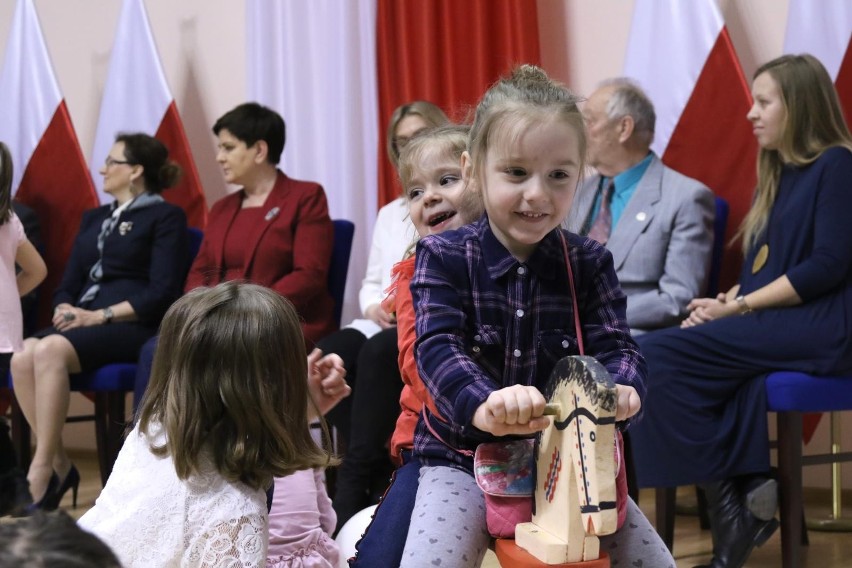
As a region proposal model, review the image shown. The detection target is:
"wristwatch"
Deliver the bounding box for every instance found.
[735,295,753,315]
[102,307,114,324]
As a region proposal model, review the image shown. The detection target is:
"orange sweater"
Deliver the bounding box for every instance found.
[383,256,442,464]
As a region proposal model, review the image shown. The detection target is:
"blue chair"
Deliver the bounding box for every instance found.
[765,372,852,568]
[651,372,852,568]
[329,219,355,327]
[185,227,204,276]
[706,197,729,297]
[10,227,205,486]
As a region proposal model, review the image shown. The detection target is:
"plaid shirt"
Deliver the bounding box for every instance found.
[411,216,646,470]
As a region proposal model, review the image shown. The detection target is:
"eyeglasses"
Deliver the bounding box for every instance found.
[104,157,131,167]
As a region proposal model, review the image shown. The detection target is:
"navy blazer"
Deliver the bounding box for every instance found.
[54,201,188,325]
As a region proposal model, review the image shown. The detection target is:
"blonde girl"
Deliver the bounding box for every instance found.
[350,125,483,566]
[399,66,672,568]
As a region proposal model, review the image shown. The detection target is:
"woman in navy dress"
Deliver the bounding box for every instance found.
[630,54,852,568]
[10,133,188,512]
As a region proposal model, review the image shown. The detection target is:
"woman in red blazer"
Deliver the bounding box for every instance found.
[135,104,344,564]
[185,102,335,347]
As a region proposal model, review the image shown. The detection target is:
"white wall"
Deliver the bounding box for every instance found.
[1,0,847,492]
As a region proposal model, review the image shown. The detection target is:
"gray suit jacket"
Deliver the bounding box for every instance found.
[566,155,714,333]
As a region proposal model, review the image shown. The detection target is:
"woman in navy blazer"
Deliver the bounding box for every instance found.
[10,133,188,511]
[184,102,335,347]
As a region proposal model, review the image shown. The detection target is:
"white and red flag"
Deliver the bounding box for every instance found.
[783,0,852,443]
[784,0,852,123]
[0,0,99,325]
[624,0,756,290]
[90,0,206,228]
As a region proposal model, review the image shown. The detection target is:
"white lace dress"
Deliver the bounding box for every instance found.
[78,424,267,567]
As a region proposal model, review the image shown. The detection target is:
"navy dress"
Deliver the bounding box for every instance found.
[33,201,188,372]
[630,147,852,488]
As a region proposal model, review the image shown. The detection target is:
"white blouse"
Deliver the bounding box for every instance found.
[79,423,267,567]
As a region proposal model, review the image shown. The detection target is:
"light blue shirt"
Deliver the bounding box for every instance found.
[586,153,654,232]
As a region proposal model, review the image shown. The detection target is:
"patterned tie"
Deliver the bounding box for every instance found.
[587,179,614,245]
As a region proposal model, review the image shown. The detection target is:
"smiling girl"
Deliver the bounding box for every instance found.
[397,65,670,568]
[349,125,482,566]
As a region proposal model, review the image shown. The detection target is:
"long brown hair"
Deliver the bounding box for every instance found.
[737,54,852,252]
[0,142,13,225]
[138,282,332,490]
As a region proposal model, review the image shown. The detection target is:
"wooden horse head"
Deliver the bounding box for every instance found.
[514,355,618,564]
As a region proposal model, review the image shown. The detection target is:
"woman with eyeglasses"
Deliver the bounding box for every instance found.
[10,132,188,512]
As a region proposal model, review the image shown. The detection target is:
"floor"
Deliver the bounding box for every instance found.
[5,451,852,567]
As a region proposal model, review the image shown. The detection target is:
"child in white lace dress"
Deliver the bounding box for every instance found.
[79,282,334,567]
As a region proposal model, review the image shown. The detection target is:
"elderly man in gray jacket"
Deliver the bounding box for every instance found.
[567,78,715,334]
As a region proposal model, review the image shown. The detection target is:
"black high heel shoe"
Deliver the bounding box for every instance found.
[25,472,60,513]
[44,464,80,510]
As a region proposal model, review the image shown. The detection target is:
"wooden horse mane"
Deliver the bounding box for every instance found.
[514,355,618,564]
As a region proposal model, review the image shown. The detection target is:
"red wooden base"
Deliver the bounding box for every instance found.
[494,539,610,568]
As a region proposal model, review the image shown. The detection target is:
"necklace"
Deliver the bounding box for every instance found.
[752,244,769,274]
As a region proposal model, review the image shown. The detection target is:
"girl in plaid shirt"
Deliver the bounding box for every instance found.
[398,66,672,567]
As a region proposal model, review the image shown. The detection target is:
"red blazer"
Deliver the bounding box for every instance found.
[185,171,336,347]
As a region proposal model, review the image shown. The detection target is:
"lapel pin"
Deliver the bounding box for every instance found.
[118,221,134,235]
[265,206,280,222]
[636,212,647,222]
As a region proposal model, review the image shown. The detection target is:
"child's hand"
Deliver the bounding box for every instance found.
[307,349,351,419]
[615,384,641,421]
[472,385,550,436]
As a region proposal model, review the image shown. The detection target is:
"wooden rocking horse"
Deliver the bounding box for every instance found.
[495,355,618,567]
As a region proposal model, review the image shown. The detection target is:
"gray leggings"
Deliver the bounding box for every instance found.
[400,465,675,568]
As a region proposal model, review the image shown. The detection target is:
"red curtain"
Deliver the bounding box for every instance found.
[375,0,541,207]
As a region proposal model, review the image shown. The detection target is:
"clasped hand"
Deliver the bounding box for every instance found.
[52,303,101,332]
[472,384,641,436]
[681,293,739,328]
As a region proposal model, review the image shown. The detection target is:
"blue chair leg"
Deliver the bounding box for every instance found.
[93,392,127,486]
[777,410,804,568]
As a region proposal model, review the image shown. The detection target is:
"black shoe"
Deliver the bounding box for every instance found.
[0,468,33,517]
[25,472,60,514]
[693,518,778,568]
[43,464,80,511]
[696,479,779,568]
